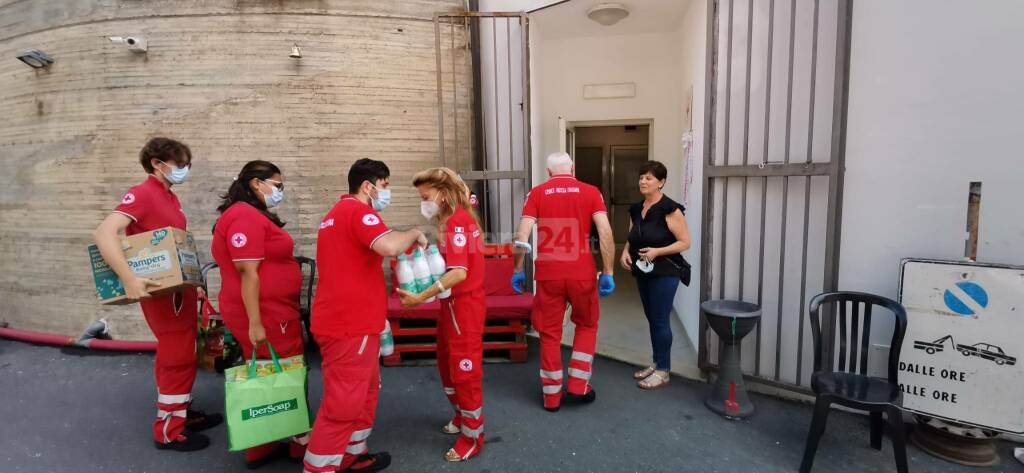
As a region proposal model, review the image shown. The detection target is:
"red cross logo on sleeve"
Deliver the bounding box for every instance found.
[231,233,248,248]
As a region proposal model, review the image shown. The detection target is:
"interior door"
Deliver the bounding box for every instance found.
[609,145,648,242]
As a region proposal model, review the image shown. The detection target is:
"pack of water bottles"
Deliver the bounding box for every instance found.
[394,244,451,301]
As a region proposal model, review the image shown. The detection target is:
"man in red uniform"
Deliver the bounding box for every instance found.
[93,138,222,451]
[512,151,616,412]
[304,159,426,473]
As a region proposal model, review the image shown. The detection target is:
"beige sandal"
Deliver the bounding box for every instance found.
[633,365,656,380]
[442,420,459,435]
[638,370,670,390]
[444,448,464,462]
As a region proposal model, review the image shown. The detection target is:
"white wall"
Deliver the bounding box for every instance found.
[841,0,1024,301]
[673,0,707,350]
[530,30,684,189]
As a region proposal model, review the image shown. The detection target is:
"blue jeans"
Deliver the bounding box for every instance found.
[636,275,679,371]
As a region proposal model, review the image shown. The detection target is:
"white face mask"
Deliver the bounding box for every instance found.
[261,180,284,208]
[371,186,391,211]
[420,195,441,220]
[636,259,655,273]
[158,160,190,184]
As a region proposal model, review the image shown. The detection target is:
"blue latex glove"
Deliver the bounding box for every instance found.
[511,271,526,294]
[598,273,615,297]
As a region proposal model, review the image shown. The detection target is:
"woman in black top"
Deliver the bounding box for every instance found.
[620,161,691,390]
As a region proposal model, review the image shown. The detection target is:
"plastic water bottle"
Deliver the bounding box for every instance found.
[380,320,394,357]
[395,254,417,293]
[426,245,451,299]
[411,248,435,302]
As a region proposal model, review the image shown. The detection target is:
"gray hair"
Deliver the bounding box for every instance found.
[546,151,573,174]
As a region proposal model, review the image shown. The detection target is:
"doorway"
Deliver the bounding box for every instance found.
[562,122,698,375]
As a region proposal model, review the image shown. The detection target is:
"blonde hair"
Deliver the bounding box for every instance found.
[412,167,481,226]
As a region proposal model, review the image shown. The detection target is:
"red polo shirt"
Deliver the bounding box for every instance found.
[521,174,607,281]
[442,207,484,296]
[311,195,392,338]
[211,203,302,324]
[114,175,186,235]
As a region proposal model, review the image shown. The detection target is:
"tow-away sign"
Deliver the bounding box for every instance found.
[897,259,1024,433]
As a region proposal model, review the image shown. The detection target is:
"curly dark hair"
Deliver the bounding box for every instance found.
[215,160,285,229]
[139,137,192,173]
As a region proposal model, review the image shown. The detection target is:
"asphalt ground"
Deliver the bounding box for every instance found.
[1,338,1021,473]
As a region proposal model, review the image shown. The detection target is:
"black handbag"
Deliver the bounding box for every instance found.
[663,256,692,287]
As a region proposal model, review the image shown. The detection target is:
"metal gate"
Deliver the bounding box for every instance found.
[434,11,531,244]
[698,0,852,392]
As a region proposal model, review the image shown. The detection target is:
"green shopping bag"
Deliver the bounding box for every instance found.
[224,341,311,451]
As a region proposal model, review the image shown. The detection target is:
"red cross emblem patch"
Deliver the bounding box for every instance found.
[231,233,248,248]
[459,359,473,372]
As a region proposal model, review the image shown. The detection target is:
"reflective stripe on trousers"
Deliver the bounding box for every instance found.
[568,367,592,381]
[303,451,343,469]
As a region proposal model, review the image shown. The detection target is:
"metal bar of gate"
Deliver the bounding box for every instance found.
[507,17,516,237]
[821,0,853,371]
[492,20,501,233]
[773,0,797,382]
[795,0,821,387]
[697,0,719,369]
[451,21,460,169]
[738,0,753,304]
[434,15,446,166]
[716,0,734,301]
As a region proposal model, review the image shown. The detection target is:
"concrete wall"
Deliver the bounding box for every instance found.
[0,0,471,339]
[840,0,1024,354]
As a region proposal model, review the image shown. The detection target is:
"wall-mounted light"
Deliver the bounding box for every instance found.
[290,44,302,59]
[16,49,55,69]
[107,36,148,53]
[587,3,630,26]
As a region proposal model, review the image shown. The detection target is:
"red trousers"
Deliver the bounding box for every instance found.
[304,334,380,472]
[141,289,198,443]
[222,313,308,460]
[532,279,599,408]
[438,290,486,459]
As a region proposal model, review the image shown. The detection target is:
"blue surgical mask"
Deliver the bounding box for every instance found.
[158,160,190,184]
[371,186,391,211]
[262,180,284,208]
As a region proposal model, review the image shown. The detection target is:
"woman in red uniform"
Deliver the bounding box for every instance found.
[398,167,487,462]
[210,160,310,468]
[93,137,222,451]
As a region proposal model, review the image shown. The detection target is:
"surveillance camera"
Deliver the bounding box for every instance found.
[124,37,148,53]
[107,36,147,53]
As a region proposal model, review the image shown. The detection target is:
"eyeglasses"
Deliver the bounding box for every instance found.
[262,179,284,191]
[157,159,191,169]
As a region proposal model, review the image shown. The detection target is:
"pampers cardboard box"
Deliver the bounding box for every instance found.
[88,227,202,305]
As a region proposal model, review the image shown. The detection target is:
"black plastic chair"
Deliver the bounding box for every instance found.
[295,256,317,348]
[199,258,317,348]
[799,291,909,473]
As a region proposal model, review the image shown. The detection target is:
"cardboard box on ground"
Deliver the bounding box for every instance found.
[88,227,202,305]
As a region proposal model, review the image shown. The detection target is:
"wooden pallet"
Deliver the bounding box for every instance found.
[382,317,528,366]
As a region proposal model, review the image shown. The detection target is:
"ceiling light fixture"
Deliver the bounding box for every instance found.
[587,3,630,26]
[16,49,55,69]
[290,44,302,59]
